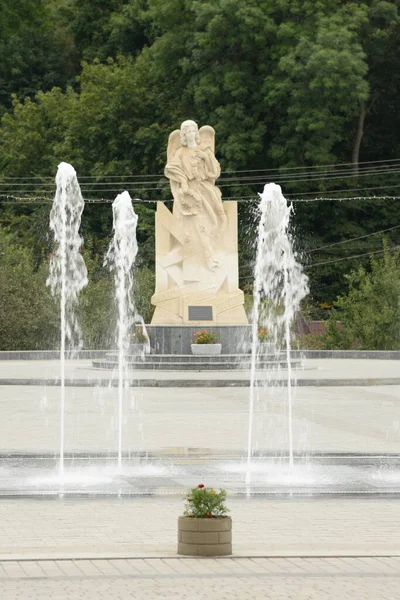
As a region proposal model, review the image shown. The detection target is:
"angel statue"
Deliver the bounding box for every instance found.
[165,120,227,273]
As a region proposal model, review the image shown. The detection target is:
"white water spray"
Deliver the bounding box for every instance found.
[47,162,88,480]
[246,183,309,485]
[104,191,143,470]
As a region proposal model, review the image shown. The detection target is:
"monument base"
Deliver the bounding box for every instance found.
[147,325,251,355]
[151,201,248,326]
[151,299,248,326]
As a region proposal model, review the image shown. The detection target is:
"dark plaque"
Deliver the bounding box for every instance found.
[188,306,213,321]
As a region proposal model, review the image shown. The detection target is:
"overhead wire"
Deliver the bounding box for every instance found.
[0,164,398,187]
[1,193,400,204]
[238,244,400,281]
[238,223,400,273]
[1,157,399,181]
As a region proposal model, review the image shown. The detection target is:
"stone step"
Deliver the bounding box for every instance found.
[92,359,301,371]
[106,352,284,363]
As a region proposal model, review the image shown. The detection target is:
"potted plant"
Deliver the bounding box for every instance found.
[178,484,232,556]
[190,330,222,355]
[129,326,150,354]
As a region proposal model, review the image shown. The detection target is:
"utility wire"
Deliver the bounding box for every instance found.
[238,244,400,281]
[1,163,399,187]
[306,244,400,268]
[1,157,399,180]
[306,224,400,253]
[1,194,400,204]
[0,158,400,182]
[238,224,400,272]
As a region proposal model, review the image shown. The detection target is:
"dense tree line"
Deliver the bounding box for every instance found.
[0,0,400,348]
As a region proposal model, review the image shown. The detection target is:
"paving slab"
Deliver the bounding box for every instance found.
[0,384,399,455]
[0,497,399,560]
[0,358,399,386]
[0,556,399,600]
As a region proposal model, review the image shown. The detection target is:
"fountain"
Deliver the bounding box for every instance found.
[46,162,88,479]
[104,191,145,470]
[0,163,399,498]
[246,183,309,485]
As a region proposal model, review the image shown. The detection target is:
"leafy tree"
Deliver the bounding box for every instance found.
[324,242,400,349]
[265,2,369,167]
[0,0,75,114]
[133,266,155,323]
[0,229,59,350]
[62,0,153,62]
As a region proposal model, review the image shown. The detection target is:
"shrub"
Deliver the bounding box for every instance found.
[191,330,219,344]
[183,484,229,518]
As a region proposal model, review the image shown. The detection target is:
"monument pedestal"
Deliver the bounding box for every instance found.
[151,201,248,325]
[148,325,251,355]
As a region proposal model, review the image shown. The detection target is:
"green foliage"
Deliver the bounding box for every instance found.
[266,3,369,166]
[78,276,115,349]
[0,229,59,350]
[0,0,400,312]
[183,484,229,519]
[130,325,148,344]
[295,332,327,350]
[190,330,220,344]
[133,267,155,324]
[324,243,400,350]
[78,264,154,349]
[0,0,75,114]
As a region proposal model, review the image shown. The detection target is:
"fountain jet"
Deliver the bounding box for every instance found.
[47,162,88,480]
[246,183,309,485]
[104,191,144,470]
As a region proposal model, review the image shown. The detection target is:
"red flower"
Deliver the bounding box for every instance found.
[205,512,211,517]
[198,483,205,488]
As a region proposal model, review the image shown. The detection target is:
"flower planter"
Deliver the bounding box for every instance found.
[191,343,222,355]
[178,516,232,556]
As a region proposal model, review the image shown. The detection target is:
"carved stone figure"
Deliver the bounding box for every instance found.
[151,121,248,325]
[165,120,227,273]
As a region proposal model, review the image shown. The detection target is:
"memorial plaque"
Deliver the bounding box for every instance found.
[188,306,213,321]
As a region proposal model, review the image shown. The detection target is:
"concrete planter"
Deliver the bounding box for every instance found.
[177,516,232,556]
[191,343,222,356]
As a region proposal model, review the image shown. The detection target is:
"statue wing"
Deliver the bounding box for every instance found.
[166,129,181,164]
[199,125,215,153]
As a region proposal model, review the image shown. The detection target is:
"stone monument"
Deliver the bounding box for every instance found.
[151,120,248,325]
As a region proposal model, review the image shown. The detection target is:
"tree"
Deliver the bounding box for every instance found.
[0,229,59,350]
[325,242,400,350]
[264,1,369,167]
[0,0,75,114]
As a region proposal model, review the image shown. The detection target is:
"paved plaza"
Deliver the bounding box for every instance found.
[0,357,399,598]
[0,357,399,384]
[1,556,400,599]
[0,497,399,598]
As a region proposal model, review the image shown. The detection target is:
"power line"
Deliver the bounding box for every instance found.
[1,194,400,205]
[285,185,400,197]
[238,224,400,273]
[224,157,400,174]
[1,158,399,184]
[239,244,400,281]
[1,163,399,188]
[306,224,400,253]
[219,165,400,184]
[306,244,400,268]
[1,157,399,180]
